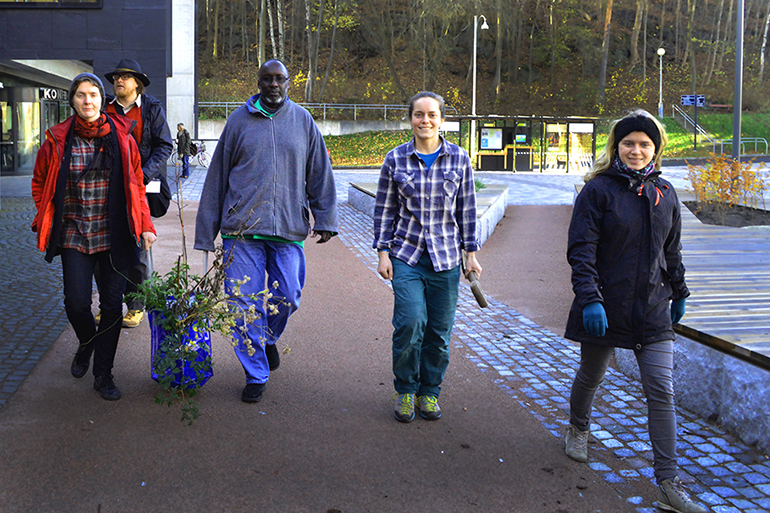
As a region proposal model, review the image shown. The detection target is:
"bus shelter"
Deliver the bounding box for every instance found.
[446,115,599,173]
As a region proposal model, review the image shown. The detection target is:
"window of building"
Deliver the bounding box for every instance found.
[0,0,102,8]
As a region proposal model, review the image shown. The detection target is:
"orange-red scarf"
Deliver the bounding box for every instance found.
[74,113,111,139]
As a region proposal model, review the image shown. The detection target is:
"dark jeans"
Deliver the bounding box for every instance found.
[390,252,460,398]
[61,249,126,377]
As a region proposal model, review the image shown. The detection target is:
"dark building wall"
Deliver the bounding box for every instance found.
[0,1,171,106]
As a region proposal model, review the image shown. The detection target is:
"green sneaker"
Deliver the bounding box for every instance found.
[393,393,415,423]
[416,395,442,420]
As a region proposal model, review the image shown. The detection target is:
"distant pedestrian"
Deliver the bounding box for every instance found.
[177,123,192,178]
[31,73,156,401]
[564,109,707,513]
[104,58,174,329]
[194,59,338,404]
[373,91,481,423]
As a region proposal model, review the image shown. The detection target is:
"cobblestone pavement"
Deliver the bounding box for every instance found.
[334,199,770,513]
[0,197,68,409]
[6,164,770,512]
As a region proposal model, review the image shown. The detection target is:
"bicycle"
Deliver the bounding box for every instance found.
[167,141,209,168]
[192,141,210,168]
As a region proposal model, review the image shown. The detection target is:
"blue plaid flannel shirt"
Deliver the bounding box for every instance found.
[372,136,479,271]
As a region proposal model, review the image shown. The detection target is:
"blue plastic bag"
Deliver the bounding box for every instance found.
[149,310,213,389]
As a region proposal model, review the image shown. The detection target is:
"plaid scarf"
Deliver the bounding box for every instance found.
[613,156,655,181]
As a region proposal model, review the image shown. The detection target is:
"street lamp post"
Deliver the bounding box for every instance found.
[657,47,666,118]
[472,15,489,117]
[471,15,489,164]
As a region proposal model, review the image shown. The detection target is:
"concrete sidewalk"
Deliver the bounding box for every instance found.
[1,166,769,512]
[0,199,634,513]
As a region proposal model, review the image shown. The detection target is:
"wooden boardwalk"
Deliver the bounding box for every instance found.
[679,206,770,367]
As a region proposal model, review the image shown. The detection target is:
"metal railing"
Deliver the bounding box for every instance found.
[198,102,458,121]
[712,137,769,155]
[672,105,715,145]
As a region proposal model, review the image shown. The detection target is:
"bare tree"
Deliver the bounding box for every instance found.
[598,0,614,108]
[630,0,646,68]
[318,0,344,100]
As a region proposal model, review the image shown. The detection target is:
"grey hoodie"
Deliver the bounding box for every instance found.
[194,95,338,251]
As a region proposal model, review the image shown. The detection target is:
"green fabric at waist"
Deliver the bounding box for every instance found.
[221,233,304,247]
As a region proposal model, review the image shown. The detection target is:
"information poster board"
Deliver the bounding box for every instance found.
[480,128,503,150]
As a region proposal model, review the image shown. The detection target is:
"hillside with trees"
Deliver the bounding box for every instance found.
[197,0,770,117]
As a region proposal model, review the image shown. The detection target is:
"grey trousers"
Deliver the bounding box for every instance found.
[569,340,677,484]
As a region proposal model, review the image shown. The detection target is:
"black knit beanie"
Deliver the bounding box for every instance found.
[613,114,661,155]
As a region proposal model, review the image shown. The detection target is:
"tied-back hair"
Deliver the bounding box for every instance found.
[585,109,668,182]
[408,91,446,119]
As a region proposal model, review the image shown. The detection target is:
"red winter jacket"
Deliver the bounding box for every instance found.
[30,115,155,253]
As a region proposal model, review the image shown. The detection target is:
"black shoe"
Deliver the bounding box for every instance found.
[93,375,122,401]
[241,383,265,403]
[265,343,280,371]
[71,354,89,379]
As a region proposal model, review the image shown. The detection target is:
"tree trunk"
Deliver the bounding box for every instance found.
[598,0,614,108]
[761,3,770,81]
[317,0,341,100]
[512,0,525,83]
[717,0,734,71]
[675,0,681,61]
[277,0,285,61]
[705,0,725,85]
[304,0,326,102]
[494,8,503,99]
[213,0,220,60]
[686,0,697,92]
[549,0,556,82]
[630,0,645,68]
[642,0,648,82]
[268,0,277,59]
[659,0,666,49]
[258,0,266,65]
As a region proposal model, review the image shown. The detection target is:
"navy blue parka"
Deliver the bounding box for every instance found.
[564,167,689,350]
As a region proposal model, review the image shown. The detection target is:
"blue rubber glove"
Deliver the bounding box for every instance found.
[582,302,608,337]
[671,298,686,324]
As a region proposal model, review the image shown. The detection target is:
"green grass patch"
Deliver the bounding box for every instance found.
[326,130,459,167]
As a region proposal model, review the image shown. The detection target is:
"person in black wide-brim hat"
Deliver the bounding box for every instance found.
[105,58,151,87]
[101,58,173,330]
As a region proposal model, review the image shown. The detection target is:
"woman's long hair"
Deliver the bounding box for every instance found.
[585,109,668,182]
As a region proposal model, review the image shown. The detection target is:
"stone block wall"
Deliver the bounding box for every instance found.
[615,336,770,453]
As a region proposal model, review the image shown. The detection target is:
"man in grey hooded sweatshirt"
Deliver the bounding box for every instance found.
[194,59,338,403]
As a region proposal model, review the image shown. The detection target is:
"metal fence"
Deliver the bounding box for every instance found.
[198,102,458,121]
[671,105,769,155]
[712,138,769,155]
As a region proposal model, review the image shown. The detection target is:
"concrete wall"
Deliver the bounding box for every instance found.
[615,338,770,453]
[166,0,195,138]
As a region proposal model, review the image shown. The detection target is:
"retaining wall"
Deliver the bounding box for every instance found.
[615,339,770,453]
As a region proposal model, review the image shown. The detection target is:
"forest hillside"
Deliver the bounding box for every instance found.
[197,0,770,117]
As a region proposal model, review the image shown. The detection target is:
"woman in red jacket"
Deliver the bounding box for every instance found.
[31,73,156,401]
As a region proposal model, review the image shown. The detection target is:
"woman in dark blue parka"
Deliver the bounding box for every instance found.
[564,110,707,513]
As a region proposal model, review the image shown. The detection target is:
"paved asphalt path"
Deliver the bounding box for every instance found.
[0,200,642,512]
